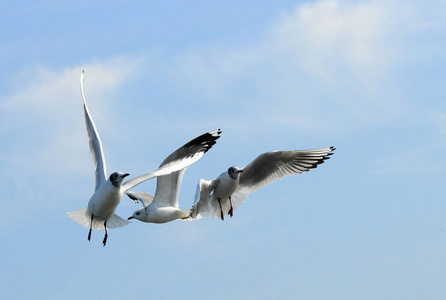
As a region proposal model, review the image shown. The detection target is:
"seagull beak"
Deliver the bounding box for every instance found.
[127,216,134,220]
[123,173,130,178]
[238,170,244,173]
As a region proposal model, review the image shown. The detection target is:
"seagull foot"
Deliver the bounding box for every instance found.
[102,234,108,247]
[228,207,233,218]
[88,228,92,241]
[218,198,224,221]
[228,197,234,217]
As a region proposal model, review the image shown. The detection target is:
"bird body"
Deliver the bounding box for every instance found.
[87,175,126,221]
[127,188,191,224]
[141,205,190,224]
[212,170,240,200]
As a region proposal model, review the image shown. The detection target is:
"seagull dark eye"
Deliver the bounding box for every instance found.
[136,212,140,215]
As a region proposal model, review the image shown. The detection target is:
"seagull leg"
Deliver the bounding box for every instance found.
[88,215,93,241]
[228,196,234,217]
[218,198,224,221]
[102,220,108,247]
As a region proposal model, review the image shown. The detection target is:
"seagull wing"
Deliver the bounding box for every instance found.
[189,178,219,219]
[150,169,186,208]
[126,191,155,207]
[230,147,336,207]
[121,129,221,191]
[81,71,107,191]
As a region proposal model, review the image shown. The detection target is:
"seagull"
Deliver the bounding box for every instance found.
[127,128,222,223]
[189,147,335,220]
[67,71,222,246]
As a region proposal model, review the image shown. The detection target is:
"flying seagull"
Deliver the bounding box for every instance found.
[67,71,222,246]
[127,128,223,223]
[189,147,335,220]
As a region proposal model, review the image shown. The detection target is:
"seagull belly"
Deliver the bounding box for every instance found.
[145,206,188,223]
[87,188,123,220]
[212,178,239,204]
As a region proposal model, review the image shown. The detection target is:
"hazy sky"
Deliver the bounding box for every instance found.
[1,1,446,299]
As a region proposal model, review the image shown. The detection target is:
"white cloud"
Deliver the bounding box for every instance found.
[271,0,403,84]
[165,0,436,135]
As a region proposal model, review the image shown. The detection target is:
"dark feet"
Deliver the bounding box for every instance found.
[218,199,224,221]
[88,215,93,241]
[102,221,108,247]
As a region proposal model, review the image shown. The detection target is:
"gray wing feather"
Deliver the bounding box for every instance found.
[152,169,186,208]
[81,71,107,191]
[239,147,335,194]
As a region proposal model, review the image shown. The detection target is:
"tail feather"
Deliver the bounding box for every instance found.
[67,208,130,230]
[107,213,131,228]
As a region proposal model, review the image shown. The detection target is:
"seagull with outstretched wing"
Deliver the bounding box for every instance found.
[127,129,223,223]
[190,147,335,220]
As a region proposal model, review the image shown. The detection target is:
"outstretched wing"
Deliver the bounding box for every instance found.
[189,178,219,219]
[126,191,155,207]
[236,147,335,197]
[81,71,107,191]
[121,129,222,191]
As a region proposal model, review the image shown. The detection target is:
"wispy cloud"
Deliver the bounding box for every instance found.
[159,0,446,179]
[166,0,442,135]
[271,0,404,94]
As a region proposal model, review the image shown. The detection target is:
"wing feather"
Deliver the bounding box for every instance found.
[152,169,186,208]
[81,71,107,191]
[189,179,219,219]
[238,147,335,194]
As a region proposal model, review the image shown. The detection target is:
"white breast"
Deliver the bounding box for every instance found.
[88,183,123,220]
[212,173,239,201]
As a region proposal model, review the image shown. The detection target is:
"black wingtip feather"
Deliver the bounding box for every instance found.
[183,129,222,154]
[126,193,139,203]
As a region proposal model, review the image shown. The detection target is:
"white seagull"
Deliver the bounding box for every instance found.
[190,147,335,220]
[127,129,222,223]
[67,71,222,246]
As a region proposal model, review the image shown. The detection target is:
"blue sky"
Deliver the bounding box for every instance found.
[1,0,446,299]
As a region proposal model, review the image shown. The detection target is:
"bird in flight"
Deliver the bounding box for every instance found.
[190,147,335,220]
[127,129,222,224]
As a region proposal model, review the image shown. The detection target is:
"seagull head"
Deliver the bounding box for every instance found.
[228,166,243,180]
[128,207,144,221]
[109,172,130,188]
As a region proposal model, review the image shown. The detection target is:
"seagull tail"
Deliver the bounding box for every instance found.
[66,208,93,229]
[66,208,130,229]
[107,213,131,228]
